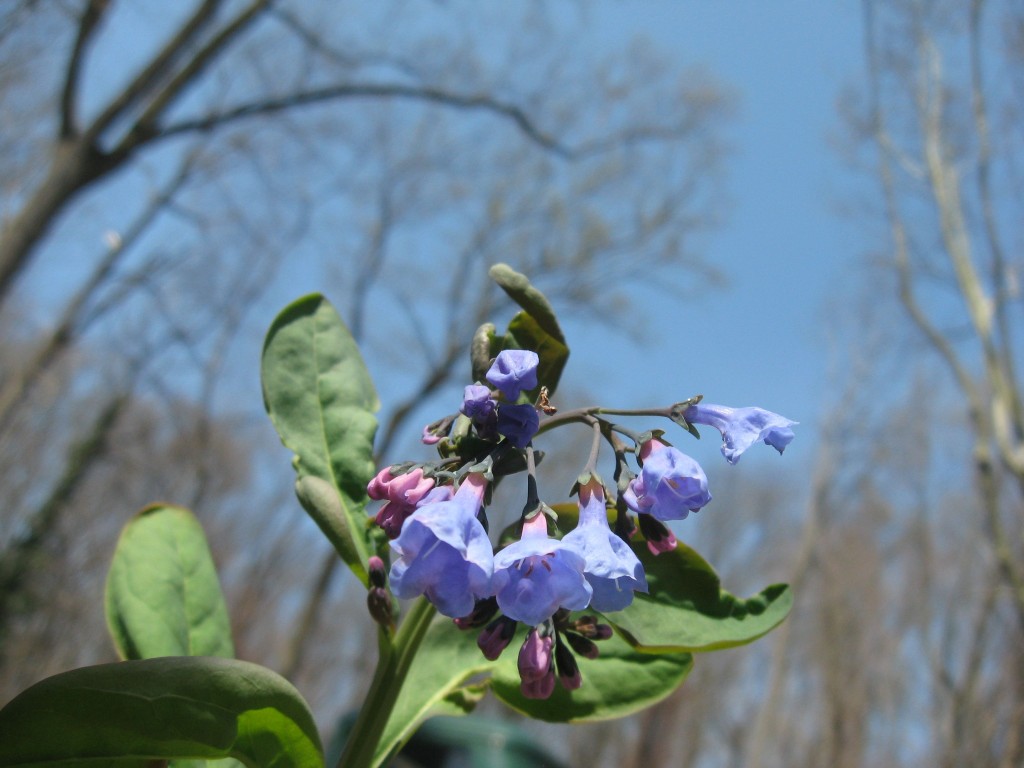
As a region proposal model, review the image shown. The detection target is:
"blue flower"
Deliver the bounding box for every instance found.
[492,512,592,627]
[389,473,493,618]
[683,403,797,464]
[562,478,647,612]
[461,384,496,421]
[496,403,539,448]
[486,350,539,401]
[623,440,711,521]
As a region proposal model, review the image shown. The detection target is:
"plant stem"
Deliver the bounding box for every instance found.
[336,597,437,768]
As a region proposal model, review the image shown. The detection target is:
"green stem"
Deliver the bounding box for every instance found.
[337,597,437,768]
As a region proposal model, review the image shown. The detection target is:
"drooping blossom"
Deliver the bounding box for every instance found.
[367,467,440,539]
[518,627,555,699]
[562,477,647,612]
[389,473,493,618]
[683,403,797,464]
[486,350,539,401]
[491,512,592,627]
[496,403,540,448]
[623,439,711,521]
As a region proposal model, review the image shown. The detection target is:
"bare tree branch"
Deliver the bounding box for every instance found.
[151,82,567,156]
[59,0,108,139]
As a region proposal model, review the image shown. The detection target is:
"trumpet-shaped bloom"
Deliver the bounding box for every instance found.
[389,473,493,618]
[496,403,540,448]
[683,403,797,464]
[624,440,711,521]
[492,512,592,627]
[562,478,647,612]
[487,350,539,401]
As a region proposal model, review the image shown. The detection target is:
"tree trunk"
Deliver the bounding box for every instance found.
[0,138,114,308]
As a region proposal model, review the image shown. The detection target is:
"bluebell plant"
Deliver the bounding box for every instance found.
[0,264,798,768]
[366,327,796,701]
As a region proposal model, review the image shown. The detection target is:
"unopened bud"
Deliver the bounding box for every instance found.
[564,631,599,660]
[367,586,395,629]
[477,615,517,660]
[455,597,498,630]
[638,513,677,555]
[554,637,582,690]
[367,556,387,589]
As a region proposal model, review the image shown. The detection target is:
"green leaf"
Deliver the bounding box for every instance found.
[503,312,570,398]
[261,293,379,584]
[488,264,566,344]
[0,657,323,768]
[490,622,692,722]
[488,264,570,397]
[105,504,234,660]
[371,616,496,767]
[605,540,793,653]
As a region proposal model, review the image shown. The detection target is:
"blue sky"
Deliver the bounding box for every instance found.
[23,1,870,477]
[553,2,866,470]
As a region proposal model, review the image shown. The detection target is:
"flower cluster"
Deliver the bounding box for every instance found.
[366,349,796,699]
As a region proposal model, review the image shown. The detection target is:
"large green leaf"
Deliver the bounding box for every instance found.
[490,621,692,722]
[261,293,379,584]
[605,540,793,653]
[0,657,323,768]
[105,504,234,660]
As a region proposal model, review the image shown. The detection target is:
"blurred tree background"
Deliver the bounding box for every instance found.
[1,1,1022,766]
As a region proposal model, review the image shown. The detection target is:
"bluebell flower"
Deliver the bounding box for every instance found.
[492,512,592,627]
[486,350,539,401]
[623,439,711,521]
[562,477,648,612]
[683,402,797,464]
[496,403,539,448]
[389,473,493,618]
[461,384,496,420]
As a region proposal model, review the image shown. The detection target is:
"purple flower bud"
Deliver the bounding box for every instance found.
[624,440,711,521]
[367,586,395,629]
[492,513,592,627]
[554,637,582,690]
[389,473,493,618]
[477,615,518,660]
[369,468,445,539]
[683,403,797,464]
[564,631,599,660]
[637,513,678,556]
[496,403,539,448]
[421,425,442,445]
[518,628,555,699]
[454,596,499,630]
[562,478,647,612]
[486,350,540,401]
[367,556,387,589]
